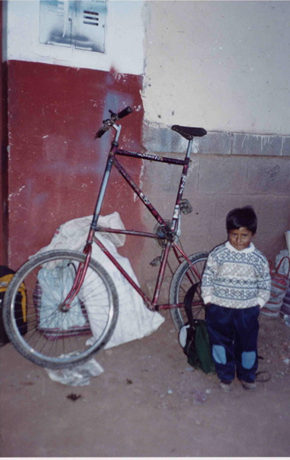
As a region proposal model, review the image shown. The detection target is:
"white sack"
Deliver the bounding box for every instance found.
[36,212,164,348]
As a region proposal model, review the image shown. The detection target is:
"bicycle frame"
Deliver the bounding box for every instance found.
[73,120,202,313]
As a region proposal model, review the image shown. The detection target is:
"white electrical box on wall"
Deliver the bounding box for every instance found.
[5,0,144,75]
[39,0,107,53]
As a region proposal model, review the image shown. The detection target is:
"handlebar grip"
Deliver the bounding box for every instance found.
[117,106,133,119]
[96,127,108,138]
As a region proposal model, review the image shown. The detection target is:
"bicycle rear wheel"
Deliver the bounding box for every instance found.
[169,252,208,330]
[3,250,119,369]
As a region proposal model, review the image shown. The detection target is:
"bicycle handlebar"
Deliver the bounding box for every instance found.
[96,106,133,138]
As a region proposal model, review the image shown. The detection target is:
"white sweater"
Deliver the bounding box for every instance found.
[201,241,271,309]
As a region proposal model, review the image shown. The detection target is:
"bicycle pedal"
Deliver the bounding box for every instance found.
[150,256,162,266]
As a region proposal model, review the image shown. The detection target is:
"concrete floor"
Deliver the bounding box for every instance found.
[0,311,289,457]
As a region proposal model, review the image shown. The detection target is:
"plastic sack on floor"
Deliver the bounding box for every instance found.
[45,358,104,386]
[276,249,290,325]
[275,250,290,274]
[36,212,164,349]
[261,251,290,318]
[285,231,290,255]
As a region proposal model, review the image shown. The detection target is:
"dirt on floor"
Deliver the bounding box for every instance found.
[0,310,289,457]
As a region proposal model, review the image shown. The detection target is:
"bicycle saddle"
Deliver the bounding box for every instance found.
[171,125,207,140]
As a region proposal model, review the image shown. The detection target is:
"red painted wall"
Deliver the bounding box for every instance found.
[7,60,144,271]
[0,3,8,265]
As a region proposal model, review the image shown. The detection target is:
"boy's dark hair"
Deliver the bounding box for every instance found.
[226,206,257,234]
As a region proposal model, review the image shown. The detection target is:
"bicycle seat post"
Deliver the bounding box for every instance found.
[185,138,193,160]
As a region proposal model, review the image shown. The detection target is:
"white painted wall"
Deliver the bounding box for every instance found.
[4,0,144,75]
[4,0,290,135]
[142,1,290,135]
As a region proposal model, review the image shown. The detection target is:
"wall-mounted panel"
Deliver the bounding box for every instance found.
[5,0,144,75]
[39,0,107,52]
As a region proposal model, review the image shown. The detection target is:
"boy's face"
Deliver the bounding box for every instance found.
[228,227,253,251]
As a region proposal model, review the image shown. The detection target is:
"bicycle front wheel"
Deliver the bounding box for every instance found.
[169,252,208,330]
[3,250,119,369]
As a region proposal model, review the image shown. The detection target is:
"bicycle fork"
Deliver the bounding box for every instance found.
[59,140,120,312]
[59,241,93,312]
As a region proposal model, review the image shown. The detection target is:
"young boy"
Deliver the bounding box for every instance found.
[201,206,271,391]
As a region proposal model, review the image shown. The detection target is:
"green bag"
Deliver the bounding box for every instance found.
[178,284,215,374]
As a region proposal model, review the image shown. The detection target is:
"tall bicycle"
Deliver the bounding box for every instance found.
[3,107,208,369]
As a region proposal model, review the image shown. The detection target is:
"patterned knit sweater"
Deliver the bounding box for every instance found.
[201,241,271,309]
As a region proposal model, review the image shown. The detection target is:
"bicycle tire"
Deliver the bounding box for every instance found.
[3,250,119,369]
[169,252,208,330]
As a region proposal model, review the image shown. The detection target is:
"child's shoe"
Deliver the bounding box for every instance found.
[240,380,256,390]
[220,380,232,392]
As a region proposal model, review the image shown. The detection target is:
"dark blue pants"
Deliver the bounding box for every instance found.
[206,304,260,383]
